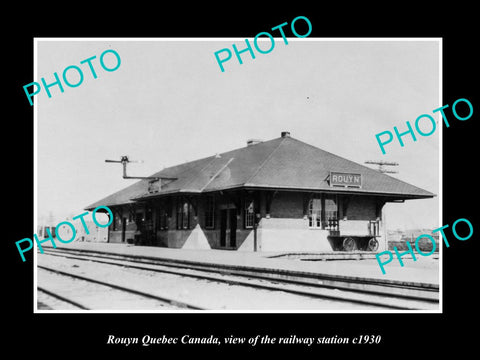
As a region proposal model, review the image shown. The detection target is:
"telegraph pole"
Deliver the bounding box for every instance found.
[364,160,399,174]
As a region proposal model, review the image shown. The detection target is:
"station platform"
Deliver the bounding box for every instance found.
[37,241,440,286]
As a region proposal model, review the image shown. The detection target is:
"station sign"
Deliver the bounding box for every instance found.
[329,172,362,188]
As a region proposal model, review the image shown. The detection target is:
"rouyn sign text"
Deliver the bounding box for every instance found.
[329,172,362,188]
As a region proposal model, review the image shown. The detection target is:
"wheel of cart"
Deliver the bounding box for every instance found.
[367,237,379,251]
[342,237,357,251]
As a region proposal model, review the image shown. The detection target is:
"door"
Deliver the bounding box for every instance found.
[121,217,127,242]
[220,208,237,248]
[229,209,237,248]
[220,209,227,247]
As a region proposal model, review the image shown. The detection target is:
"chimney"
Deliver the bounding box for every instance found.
[247,139,263,146]
[281,131,291,138]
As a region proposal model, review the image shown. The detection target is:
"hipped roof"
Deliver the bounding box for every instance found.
[85,135,435,210]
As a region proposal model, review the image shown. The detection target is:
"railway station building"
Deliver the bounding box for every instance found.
[85,132,435,252]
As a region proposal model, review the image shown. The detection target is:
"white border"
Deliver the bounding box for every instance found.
[33,37,443,314]
[33,38,39,311]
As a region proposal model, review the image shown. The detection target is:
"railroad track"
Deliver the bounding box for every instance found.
[37,265,206,310]
[38,286,89,310]
[38,247,439,310]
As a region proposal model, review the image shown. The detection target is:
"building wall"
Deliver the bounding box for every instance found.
[269,191,304,219]
[108,206,137,244]
[345,195,378,220]
[106,191,388,252]
[244,218,335,252]
[253,191,334,252]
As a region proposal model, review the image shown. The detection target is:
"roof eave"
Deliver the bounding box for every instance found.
[131,189,202,201]
[87,184,435,210]
[241,183,436,199]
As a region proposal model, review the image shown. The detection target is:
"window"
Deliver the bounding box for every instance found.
[205,196,215,229]
[324,195,338,230]
[244,198,255,229]
[308,194,338,229]
[324,195,338,223]
[156,201,169,230]
[146,207,153,221]
[135,210,145,235]
[135,211,144,224]
[113,212,122,231]
[158,208,169,230]
[176,198,191,230]
[158,200,171,230]
[308,196,322,228]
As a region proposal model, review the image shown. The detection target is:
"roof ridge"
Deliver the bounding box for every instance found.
[150,137,280,178]
[243,137,286,186]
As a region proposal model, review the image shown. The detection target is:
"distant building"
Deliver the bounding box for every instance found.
[387,229,440,252]
[86,132,434,252]
[387,229,404,242]
[38,218,108,243]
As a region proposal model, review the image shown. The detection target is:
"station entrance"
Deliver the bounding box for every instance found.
[220,208,237,248]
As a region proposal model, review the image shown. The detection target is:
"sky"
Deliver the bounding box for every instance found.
[36,38,440,231]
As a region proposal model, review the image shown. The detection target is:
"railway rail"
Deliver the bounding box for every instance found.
[38,265,206,310]
[38,247,439,310]
[38,286,89,310]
